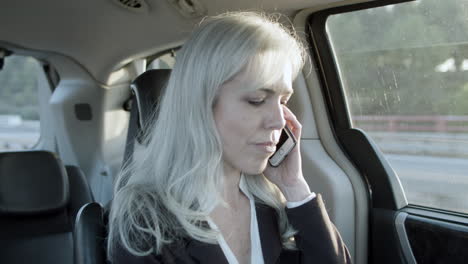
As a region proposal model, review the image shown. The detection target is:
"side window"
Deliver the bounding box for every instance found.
[326,0,468,214]
[0,55,42,150]
[147,52,176,70]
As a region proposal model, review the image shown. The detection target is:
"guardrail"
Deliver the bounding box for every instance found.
[353,115,468,132]
[0,115,22,127]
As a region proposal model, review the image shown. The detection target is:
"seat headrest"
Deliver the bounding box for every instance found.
[130,69,171,137]
[0,151,69,215]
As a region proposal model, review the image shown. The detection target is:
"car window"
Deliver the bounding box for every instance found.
[326,0,468,214]
[147,51,176,70]
[0,55,42,151]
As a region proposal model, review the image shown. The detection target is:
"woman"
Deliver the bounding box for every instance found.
[108,12,351,264]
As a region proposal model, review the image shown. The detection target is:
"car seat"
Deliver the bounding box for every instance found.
[0,150,93,264]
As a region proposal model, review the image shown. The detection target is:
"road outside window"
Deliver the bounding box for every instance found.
[327,0,468,214]
[0,55,41,150]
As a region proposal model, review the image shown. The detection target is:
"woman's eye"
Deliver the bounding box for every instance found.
[248,99,265,106]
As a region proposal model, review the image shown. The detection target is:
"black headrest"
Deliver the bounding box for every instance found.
[131,69,171,135]
[0,151,69,215]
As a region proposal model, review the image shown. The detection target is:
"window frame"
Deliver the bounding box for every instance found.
[307,0,468,217]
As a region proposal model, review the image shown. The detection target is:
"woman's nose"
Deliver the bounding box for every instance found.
[265,103,286,130]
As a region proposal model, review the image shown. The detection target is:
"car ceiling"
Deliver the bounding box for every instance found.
[0,0,366,84]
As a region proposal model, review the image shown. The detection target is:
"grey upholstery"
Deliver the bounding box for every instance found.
[74,203,106,264]
[123,69,171,167]
[0,151,69,215]
[130,68,171,143]
[0,150,93,264]
[67,165,95,218]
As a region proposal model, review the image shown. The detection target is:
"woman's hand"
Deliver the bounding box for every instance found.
[263,106,312,202]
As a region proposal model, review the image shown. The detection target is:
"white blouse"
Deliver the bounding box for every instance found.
[207,175,316,264]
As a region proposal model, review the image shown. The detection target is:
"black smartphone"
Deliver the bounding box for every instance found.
[268,125,297,167]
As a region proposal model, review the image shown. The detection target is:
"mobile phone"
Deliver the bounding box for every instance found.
[268,125,297,167]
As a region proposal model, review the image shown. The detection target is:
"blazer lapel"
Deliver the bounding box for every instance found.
[256,204,282,264]
[184,205,283,264]
[186,239,229,264]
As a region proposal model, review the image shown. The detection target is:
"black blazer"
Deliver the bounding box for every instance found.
[113,194,352,264]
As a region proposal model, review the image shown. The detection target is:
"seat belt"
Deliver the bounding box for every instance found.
[122,94,139,169]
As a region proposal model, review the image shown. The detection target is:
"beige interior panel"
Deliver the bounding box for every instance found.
[291,8,370,264]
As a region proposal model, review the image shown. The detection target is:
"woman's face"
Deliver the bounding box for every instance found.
[213,63,293,175]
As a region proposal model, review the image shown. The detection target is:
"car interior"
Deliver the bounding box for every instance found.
[1,0,468,263]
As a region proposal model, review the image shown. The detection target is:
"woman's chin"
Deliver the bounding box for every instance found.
[243,160,269,175]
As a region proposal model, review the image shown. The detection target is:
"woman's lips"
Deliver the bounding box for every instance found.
[255,142,277,153]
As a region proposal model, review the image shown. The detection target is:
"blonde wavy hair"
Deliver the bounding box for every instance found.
[107,11,306,260]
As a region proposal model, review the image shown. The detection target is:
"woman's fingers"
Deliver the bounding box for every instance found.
[282,106,302,139]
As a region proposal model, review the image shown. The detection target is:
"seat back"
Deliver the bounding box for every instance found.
[123,69,171,164]
[66,165,95,219]
[0,150,93,264]
[74,203,106,264]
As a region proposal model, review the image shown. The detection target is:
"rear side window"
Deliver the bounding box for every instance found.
[0,55,42,150]
[326,0,468,214]
[147,52,176,70]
